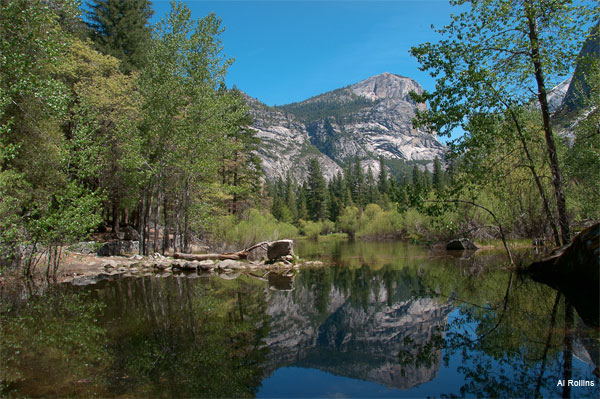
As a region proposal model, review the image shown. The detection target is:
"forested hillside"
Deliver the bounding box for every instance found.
[0,0,262,274]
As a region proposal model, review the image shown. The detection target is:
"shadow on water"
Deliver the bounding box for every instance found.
[1,238,598,398]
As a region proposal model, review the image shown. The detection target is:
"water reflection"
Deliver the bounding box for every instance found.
[264,266,452,390]
[1,240,598,398]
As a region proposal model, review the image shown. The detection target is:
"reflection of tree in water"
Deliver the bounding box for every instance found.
[1,289,109,397]
[403,265,599,399]
[97,276,269,398]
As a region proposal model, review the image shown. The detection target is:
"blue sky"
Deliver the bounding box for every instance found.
[151,1,462,106]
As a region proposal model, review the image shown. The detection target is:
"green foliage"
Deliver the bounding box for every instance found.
[278,87,376,123]
[208,209,298,249]
[0,1,103,273]
[299,220,323,240]
[337,206,360,239]
[86,0,153,73]
[1,291,109,396]
[306,158,329,221]
[562,57,600,222]
[410,0,599,245]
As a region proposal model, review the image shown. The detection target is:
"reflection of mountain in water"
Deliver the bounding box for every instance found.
[265,268,453,389]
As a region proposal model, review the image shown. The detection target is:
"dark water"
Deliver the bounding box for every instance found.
[1,240,598,398]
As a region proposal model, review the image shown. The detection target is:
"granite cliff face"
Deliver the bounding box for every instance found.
[246,73,446,181]
[264,273,453,389]
[244,94,342,181]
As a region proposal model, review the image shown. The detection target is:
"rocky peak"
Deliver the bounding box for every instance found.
[350,72,423,103]
[243,73,446,182]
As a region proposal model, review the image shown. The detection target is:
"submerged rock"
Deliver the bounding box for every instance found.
[528,223,599,327]
[446,238,478,251]
[216,259,245,270]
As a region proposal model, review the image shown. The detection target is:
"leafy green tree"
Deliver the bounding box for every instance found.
[61,38,141,236]
[337,205,360,239]
[411,0,599,245]
[139,2,235,253]
[0,0,101,274]
[86,0,153,73]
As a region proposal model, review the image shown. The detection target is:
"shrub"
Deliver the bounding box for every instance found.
[208,209,298,249]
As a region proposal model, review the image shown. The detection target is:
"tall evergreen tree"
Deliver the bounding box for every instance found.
[432,157,444,191]
[306,158,329,221]
[87,0,153,73]
[377,156,389,196]
[349,157,365,206]
[296,182,309,221]
[284,172,298,222]
[365,166,379,204]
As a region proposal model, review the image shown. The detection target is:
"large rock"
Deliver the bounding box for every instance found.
[247,243,268,262]
[267,240,294,261]
[216,259,245,270]
[528,223,599,327]
[446,238,478,251]
[95,240,139,256]
[119,225,140,241]
[69,241,97,255]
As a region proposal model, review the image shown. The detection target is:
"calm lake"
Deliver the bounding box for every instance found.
[1,240,598,398]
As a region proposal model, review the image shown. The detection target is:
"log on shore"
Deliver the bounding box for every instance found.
[173,240,293,263]
[173,252,247,261]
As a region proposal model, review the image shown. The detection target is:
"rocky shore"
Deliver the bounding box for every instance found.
[59,239,324,286]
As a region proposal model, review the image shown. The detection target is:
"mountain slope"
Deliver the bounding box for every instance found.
[246,73,446,181]
[244,93,342,181]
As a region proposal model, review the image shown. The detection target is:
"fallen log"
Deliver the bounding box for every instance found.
[173,252,245,261]
[173,241,270,262]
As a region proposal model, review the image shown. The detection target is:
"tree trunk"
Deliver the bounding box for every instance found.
[183,175,191,253]
[524,3,571,245]
[153,190,161,254]
[505,104,562,246]
[112,195,120,235]
[162,195,169,255]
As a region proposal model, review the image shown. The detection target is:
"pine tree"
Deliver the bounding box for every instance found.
[365,166,379,204]
[411,165,422,192]
[377,156,389,196]
[432,157,444,191]
[296,182,310,221]
[271,192,284,221]
[350,157,365,206]
[285,172,298,222]
[306,158,329,221]
[87,0,153,73]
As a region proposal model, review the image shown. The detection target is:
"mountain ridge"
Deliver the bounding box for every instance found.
[244,73,447,181]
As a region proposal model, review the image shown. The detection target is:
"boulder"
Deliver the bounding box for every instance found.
[69,241,98,255]
[121,225,140,241]
[247,244,268,262]
[267,240,294,261]
[528,223,599,327]
[172,262,197,271]
[446,238,478,251]
[216,259,245,270]
[95,240,139,256]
